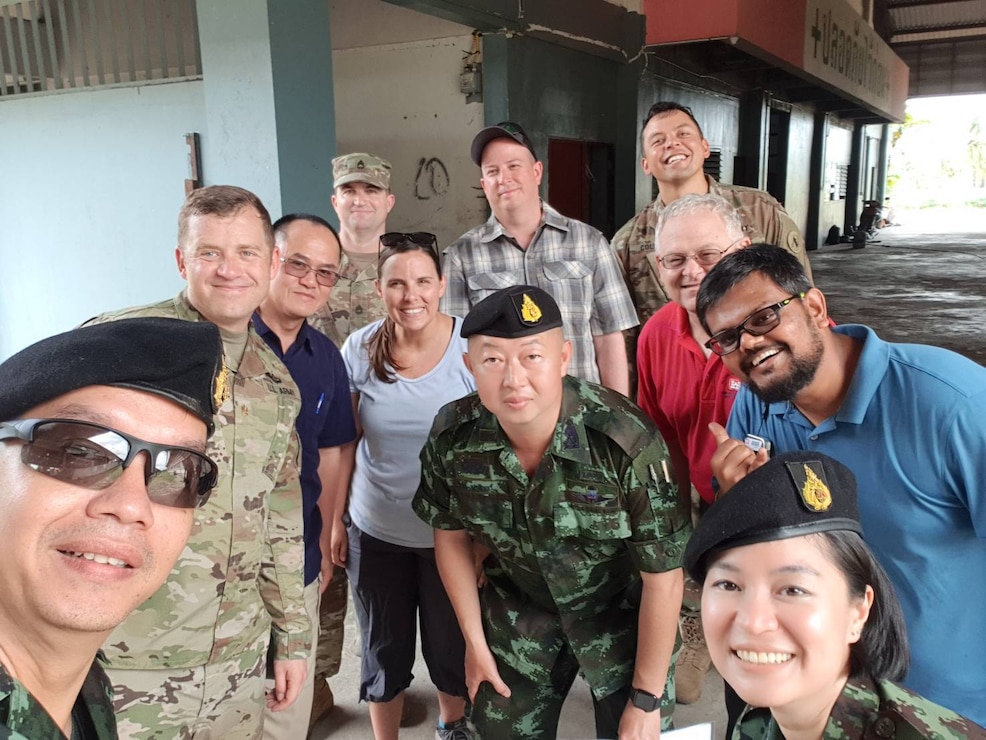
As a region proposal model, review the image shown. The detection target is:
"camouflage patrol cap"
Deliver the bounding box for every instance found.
[460,285,563,339]
[332,153,392,190]
[0,318,226,435]
[684,451,863,582]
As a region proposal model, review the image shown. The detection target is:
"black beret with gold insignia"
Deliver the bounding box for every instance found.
[684,451,863,582]
[0,318,226,435]
[460,285,563,339]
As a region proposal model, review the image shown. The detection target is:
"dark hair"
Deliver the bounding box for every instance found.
[641,102,704,148]
[178,185,273,251]
[271,213,340,253]
[818,531,910,681]
[366,239,444,383]
[695,244,813,334]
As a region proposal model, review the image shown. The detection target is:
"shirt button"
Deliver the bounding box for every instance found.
[873,716,896,738]
[810,435,818,440]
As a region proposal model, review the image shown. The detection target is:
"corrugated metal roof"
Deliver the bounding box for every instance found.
[883,0,986,96]
[887,0,986,43]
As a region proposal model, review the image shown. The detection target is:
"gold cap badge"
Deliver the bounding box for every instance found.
[520,293,542,325]
[800,464,832,511]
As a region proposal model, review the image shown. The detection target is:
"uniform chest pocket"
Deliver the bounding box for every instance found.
[553,501,631,541]
[452,492,514,529]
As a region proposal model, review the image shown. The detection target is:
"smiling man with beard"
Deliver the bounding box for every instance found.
[696,244,986,725]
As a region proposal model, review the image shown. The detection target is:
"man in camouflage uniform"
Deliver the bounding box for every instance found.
[87,186,311,739]
[612,102,812,395]
[0,318,225,740]
[414,286,691,739]
[310,153,394,346]
[255,214,358,739]
[307,153,393,728]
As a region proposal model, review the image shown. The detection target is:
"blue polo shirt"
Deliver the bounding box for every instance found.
[726,324,986,723]
[254,313,357,585]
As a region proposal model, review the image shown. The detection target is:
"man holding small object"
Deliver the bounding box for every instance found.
[699,244,986,724]
[414,286,691,738]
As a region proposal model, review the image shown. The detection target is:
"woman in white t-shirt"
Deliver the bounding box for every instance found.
[340,232,476,740]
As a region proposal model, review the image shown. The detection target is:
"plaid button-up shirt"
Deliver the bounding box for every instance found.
[441,203,638,382]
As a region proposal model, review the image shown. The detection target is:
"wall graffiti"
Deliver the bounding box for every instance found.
[414,157,450,200]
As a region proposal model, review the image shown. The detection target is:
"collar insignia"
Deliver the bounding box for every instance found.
[213,358,232,409]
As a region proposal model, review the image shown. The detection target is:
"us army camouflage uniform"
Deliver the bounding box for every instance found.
[0,657,116,739]
[87,292,310,739]
[414,376,692,738]
[308,250,388,682]
[734,676,986,739]
[309,251,387,348]
[612,176,813,393]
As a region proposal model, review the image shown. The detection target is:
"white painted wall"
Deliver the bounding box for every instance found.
[0,80,204,359]
[330,0,486,249]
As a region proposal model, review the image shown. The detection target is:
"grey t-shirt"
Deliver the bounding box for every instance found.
[342,315,476,548]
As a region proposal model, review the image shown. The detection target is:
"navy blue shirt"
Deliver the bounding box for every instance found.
[254,313,357,585]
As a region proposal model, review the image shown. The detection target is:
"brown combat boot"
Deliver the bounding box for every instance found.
[675,615,712,704]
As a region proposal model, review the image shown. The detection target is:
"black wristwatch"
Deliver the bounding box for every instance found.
[629,687,662,712]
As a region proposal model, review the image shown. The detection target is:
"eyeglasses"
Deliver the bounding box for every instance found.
[705,293,806,356]
[280,257,341,288]
[0,419,218,508]
[379,232,438,254]
[657,239,744,271]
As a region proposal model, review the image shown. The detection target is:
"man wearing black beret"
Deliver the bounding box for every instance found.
[414,286,691,738]
[0,318,223,739]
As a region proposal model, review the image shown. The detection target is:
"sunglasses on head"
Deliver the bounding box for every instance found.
[0,418,218,509]
[378,232,438,254]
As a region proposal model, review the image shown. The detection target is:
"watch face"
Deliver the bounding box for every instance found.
[631,688,660,712]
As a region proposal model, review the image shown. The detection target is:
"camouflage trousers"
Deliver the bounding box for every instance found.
[472,642,675,739]
[109,632,268,739]
[262,578,321,740]
[314,567,348,678]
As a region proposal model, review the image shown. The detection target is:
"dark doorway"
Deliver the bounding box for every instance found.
[766,107,791,204]
[547,138,615,238]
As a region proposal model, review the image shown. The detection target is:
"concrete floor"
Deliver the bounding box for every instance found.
[311,210,986,739]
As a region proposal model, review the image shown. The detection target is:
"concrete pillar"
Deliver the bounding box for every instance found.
[195,0,336,221]
[845,122,865,233]
[806,110,828,251]
[875,124,890,203]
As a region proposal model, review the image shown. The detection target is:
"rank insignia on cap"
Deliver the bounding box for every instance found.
[357,159,365,169]
[518,293,542,325]
[213,358,232,409]
[787,461,832,512]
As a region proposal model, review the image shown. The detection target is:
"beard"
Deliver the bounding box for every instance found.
[744,327,824,405]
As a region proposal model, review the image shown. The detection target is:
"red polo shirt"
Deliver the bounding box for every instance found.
[636,302,742,503]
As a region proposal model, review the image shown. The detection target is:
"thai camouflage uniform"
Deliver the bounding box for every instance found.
[308,249,388,682]
[612,175,813,398]
[734,676,986,739]
[87,293,309,739]
[0,657,116,739]
[414,376,692,738]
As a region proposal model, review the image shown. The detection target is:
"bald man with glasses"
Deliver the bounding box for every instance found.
[0,318,224,740]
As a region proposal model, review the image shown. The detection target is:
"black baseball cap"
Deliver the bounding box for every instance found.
[470,121,538,166]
